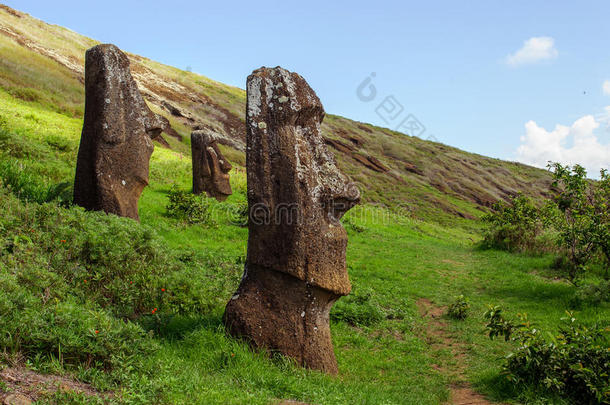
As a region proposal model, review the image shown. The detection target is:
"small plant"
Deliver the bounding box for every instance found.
[483,305,515,341]
[447,295,470,320]
[484,305,610,403]
[0,380,9,393]
[166,186,216,226]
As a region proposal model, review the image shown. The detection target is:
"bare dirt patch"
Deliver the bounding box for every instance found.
[416,298,495,405]
[0,366,107,403]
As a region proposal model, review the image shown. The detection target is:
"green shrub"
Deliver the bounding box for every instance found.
[547,163,610,282]
[447,295,470,320]
[572,280,610,307]
[165,186,216,226]
[482,194,550,253]
[484,306,610,404]
[0,270,156,375]
[0,186,240,377]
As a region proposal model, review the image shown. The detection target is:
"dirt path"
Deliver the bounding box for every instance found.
[416,298,493,405]
[0,366,106,404]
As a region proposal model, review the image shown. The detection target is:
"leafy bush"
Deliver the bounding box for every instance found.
[447,295,470,320]
[0,280,156,370]
[166,186,216,226]
[483,165,610,283]
[482,194,550,253]
[548,163,600,281]
[0,186,240,377]
[545,163,610,282]
[572,280,610,307]
[593,169,610,277]
[484,305,610,404]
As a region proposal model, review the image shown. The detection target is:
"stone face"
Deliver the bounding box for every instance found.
[191,129,233,201]
[74,44,161,221]
[224,66,360,374]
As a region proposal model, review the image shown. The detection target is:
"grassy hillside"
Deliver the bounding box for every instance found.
[0,4,608,405]
[0,4,554,227]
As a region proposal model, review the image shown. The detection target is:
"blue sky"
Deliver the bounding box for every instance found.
[5,0,610,174]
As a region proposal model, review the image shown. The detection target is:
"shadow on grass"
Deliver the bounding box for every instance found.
[139,312,225,341]
[486,280,573,305]
[475,372,520,403]
[477,372,570,405]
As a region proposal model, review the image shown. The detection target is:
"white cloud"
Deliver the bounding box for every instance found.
[506,36,558,67]
[603,80,610,95]
[516,113,610,177]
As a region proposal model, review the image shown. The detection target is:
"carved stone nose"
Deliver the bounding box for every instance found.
[327,183,361,221]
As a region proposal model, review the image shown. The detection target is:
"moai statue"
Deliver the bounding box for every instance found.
[74,44,163,221]
[191,129,232,201]
[223,67,360,374]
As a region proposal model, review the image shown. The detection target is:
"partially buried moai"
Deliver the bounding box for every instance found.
[191,129,232,201]
[74,44,164,221]
[223,67,360,374]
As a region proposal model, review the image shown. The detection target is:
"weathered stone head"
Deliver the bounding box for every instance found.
[224,67,360,374]
[191,129,232,201]
[245,67,360,294]
[74,44,161,220]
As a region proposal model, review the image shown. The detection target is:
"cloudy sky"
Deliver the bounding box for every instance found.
[5,0,610,177]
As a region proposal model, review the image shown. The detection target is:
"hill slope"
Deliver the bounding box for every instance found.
[0,4,552,226]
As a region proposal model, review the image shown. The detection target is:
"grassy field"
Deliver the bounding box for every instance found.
[0,88,608,404]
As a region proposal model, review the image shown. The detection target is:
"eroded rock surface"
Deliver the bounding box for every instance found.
[191,129,232,201]
[224,66,360,374]
[74,44,162,220]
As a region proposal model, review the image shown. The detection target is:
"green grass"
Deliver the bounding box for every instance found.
[0,9,608,402]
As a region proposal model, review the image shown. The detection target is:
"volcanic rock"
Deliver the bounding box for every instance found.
[74,44,161,221]
[224,66,360,374]
[191,129,232,201]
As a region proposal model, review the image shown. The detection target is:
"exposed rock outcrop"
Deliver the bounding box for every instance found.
[324,137,355,154]
[224,67,360,374]
[191,129,232,201]
[73,44,161,221]
[405,163,424,176]
[351,153,390,172]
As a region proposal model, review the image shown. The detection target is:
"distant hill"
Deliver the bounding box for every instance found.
[0,4,552,224]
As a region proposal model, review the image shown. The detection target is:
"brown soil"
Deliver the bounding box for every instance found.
[416,298,495,405]
[0,366,107,403]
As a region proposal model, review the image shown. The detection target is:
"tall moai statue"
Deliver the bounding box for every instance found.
[223,67,360,374]
[74,44,164,221]
[191,129,233,201]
